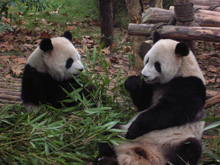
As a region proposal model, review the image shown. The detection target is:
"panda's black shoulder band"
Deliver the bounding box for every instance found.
[39,38,53,52]
[175,43,189,56]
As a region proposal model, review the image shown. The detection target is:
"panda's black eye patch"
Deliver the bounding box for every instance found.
[154,62,161,73]
[66,58,73,69]
[145,57,149,65]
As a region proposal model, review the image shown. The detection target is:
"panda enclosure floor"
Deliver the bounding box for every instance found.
[0,30,220,110]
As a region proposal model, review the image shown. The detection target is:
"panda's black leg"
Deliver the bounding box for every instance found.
[167,138,202,165]
[94,142,118,165]
[94,124,120,165]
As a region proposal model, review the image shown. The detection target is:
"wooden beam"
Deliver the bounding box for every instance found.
[128,23,220,42]
[193,0,220,6]
[169,5,220,12]
[205,94,220,109]
[142,8,220,27]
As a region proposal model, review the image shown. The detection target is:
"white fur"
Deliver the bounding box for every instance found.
[27,37,84,81]
[116,121,204,165]
[141,39,205,84]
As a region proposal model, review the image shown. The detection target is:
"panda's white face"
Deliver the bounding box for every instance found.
[44,37,84,81]
[27,36,84,81]
[141,39,182,84]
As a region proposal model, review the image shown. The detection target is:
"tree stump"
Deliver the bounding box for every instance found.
[174,0,196,51]
[126,0,163,70]
[99,0,114,48]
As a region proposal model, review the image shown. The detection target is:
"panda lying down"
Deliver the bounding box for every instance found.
[96,32,206,165]
[21,31,93,111]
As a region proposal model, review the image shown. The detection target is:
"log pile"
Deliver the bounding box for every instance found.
[129,0,220,41]
[142,7,220,27]
[0,81,22,106]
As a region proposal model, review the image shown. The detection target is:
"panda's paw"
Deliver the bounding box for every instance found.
[126,122,145,140]
[124,76,142,91]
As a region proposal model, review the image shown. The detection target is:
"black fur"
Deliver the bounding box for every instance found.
[95,143,118,165]
[63,30,72,41]
[154,62,161,73]
[153,31,161,44]
[166,138,202,165]
[175,43,189,56]
[124,76,155,111]
[21,64,93,108]
[125,76,206,139]
[39,38,53,52]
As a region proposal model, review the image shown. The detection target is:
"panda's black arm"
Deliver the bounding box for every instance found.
[124,76,155,111]
[22,65,67,107]
[126,76,206,140]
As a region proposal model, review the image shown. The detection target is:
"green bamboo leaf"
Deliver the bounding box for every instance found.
[109,128,126,133]
[45,142,49,156]
[102,121,118,129]
[31,124,46,130]
[203,121,220,131]
[110,139,120,146]
[204,150,220,162]
[30,142,36,149]
[0,23,5,33]
[29,112,47,124]
[85,107,112,114]
[5,23,14,31]
[92,46,97,65]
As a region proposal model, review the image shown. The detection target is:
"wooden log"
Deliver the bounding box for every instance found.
[128,23,220,42]
[0,94,21,101]
[205,94,220,109]
[169,5,220,12]
[193,0,220,6]
[142,8,220,27]
[206,90,220,99]
[0,99,21,104]
[142,8,174,23]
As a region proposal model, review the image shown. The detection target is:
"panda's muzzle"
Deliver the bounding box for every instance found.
[78,69,84,72]
[141,74,148,79]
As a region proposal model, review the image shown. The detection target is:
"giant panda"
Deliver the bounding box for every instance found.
[21,31,93,111]
[96,32,206,165]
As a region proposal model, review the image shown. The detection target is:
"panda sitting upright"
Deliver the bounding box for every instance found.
[96,32,206,165]
[21,31,93,111]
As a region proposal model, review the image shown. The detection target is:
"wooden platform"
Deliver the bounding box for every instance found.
[0,80,22,106]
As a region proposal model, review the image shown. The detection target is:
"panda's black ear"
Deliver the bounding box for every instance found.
[40,38,53,52]
[153,31,161,44]
[175,43,189,56]
[63,31,72,41]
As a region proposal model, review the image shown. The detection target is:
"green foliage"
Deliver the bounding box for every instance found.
[0,46,132,164]
[112,0,129,28]
[163,0,174,9]
[49,0,99,21]
[202,117,220,164]
[0,0,56,32]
